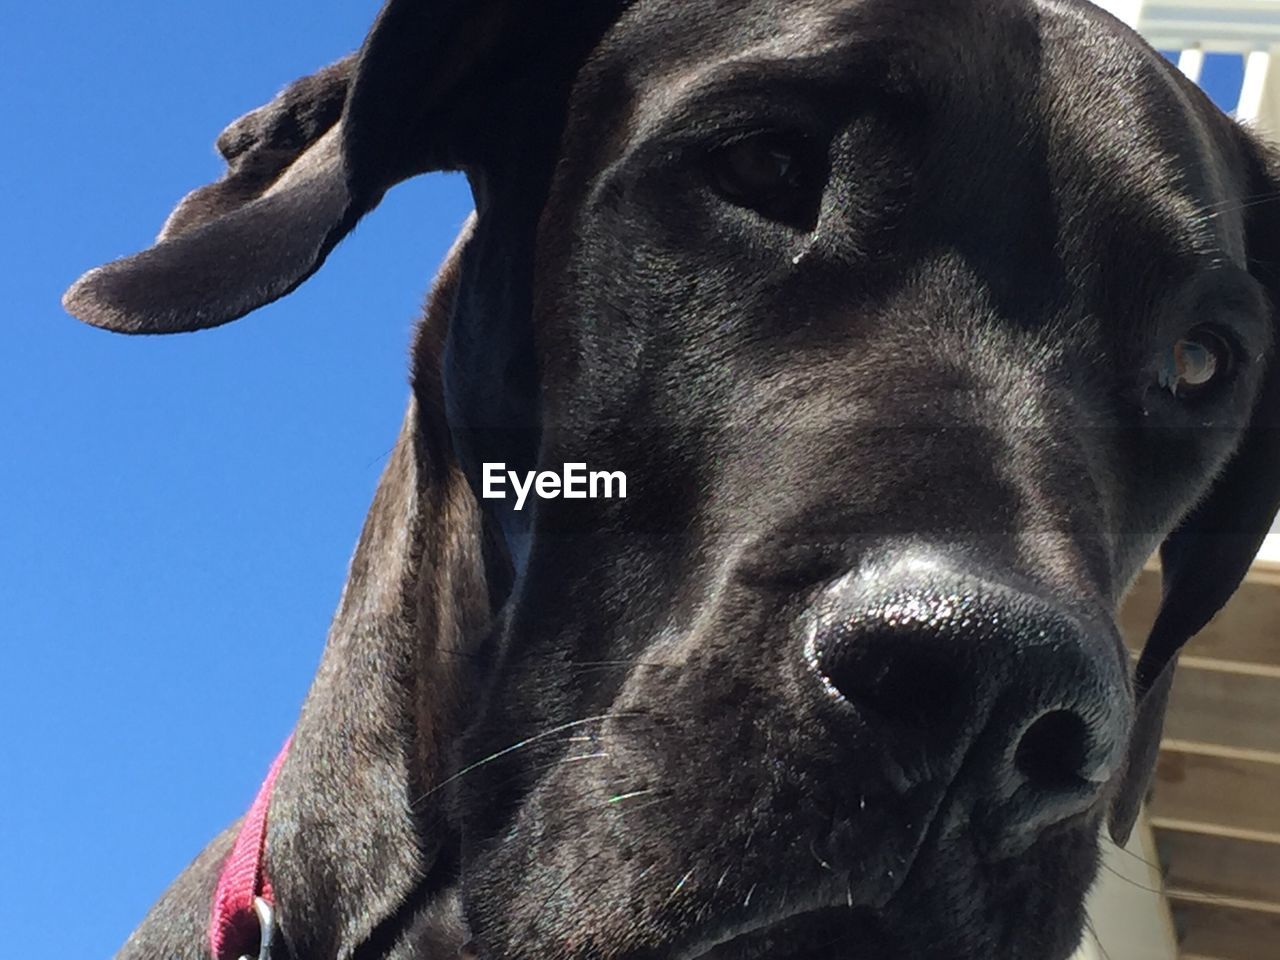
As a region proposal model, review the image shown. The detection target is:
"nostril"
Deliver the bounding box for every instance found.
[1013,709,1092,791]
[814,636,963,729]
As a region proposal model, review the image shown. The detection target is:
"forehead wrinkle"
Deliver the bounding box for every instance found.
[625,28,856,142]
[558,3,866,191]
[590,0,1047,178]
[606,0,974,148]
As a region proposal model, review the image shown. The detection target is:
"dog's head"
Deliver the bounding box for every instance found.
[65,1,1280,958]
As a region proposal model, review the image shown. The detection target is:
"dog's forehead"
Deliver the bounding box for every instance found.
[599,0,1044,57]
[601,0,864,69]
[568,0,1247,268]
[591,0,1043,107]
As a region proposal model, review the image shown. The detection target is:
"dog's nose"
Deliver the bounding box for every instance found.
[806,560,1131,857]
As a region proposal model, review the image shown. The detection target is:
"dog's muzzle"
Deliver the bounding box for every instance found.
[805,555,1132,860]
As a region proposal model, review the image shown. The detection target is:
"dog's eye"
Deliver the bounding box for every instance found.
[1158,328,1233,400]
[704,132,820,225]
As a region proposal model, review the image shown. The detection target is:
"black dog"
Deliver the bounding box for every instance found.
[64,1,1280,958]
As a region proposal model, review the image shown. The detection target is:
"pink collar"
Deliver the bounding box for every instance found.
[210,737,292,960]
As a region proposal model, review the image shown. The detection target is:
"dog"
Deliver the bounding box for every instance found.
[63,1,1280,958]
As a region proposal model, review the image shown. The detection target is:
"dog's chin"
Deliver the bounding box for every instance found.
[465,896,1078,960]
[462,820,1096,960]
[689,842,1093,960]
[627,884,1083,960]
[464,900,892,960]
[459,720,1100,960]
[706,904,998,960]
[678,905,890,960]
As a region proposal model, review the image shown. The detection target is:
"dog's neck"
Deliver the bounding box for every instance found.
[264,223,498,957]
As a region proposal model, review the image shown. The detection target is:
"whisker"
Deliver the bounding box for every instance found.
[431,730,666,818]
[1198,189,1280,219]
[608,788,661,804]
[809,837,833,872]
[433,644,672,673]
[560,751,611,764]
[608,792,674,818]
[563,658,672,670]
[1098,860,1164,897]
[427,753,617,831]
[413,711,648,804]
[664,867,697,908]
[1083,913,1114,960]
[1103,835,1162,874]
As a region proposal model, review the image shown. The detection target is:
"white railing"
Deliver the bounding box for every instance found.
[1095,0,1280,136]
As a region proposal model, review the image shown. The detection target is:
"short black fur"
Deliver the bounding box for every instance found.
[63,2,1280,959]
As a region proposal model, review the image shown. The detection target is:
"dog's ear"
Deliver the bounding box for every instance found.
[1109,132,1280,844]
[62,51,357,335]
[62,0,613,335]
[158,57,355,244]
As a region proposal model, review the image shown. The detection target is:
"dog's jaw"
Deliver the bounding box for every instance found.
[453,670,1101,960]
[459,808,1098,960]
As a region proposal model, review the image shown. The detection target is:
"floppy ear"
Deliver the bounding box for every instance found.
[62,0,614,335]
[1109,133,1280,844]
[158,57,354,243]
[62,54,356,334]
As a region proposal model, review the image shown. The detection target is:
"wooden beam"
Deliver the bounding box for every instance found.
[1161,667,1280,755]
[1157,826,1280,905]
[1119,568,1280,669]
[1170,898,1280,960]
[1177,657,1280,680]
[1150,747,1280,836]
[1160,739,1280,766]
[1149,817,1280,846]
[1169,892,1280,916]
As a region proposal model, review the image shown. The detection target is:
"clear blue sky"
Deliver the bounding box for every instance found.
[0,5,1244,957]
